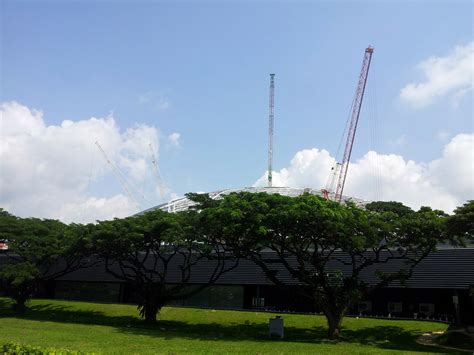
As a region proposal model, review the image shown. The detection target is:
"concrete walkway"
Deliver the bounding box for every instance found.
[417,330,474,353]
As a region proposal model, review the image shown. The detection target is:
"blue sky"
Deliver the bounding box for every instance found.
[1,1,473,221]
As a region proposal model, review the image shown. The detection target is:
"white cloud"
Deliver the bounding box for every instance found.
[254,133,474,212]
[168,132,181,147]
[55,195,137,224]
[254,148,334,188]
[400,42,474,107]
[428,133,474,200]
[0,101,177,223]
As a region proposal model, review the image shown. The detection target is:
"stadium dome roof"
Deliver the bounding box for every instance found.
[141,187,366,214]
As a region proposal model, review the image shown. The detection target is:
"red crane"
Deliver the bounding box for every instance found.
[323,46,374,202]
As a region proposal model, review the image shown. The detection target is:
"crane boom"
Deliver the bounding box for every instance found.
[323,162,341,200]
[334,46,374,202]
[148,143,166,202]
[268,74,275,187]
[95,141,141,210]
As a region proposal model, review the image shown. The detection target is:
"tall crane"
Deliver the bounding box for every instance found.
[95,141,141,210]
[323,46,374,202]
[268,73,275,187]
[334,46,374,202]
[148,143,166,202]
[323,162,342,200]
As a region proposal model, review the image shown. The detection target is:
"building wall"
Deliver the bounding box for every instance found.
[46,280,473,325]
[359,288,472,324]
[54,281,122,303]
[120,283,244,309]
[169,285,244,309]
[242,285,473,324]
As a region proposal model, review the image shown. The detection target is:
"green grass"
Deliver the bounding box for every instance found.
[0,298,454,354]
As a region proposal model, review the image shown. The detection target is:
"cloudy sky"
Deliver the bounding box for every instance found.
[1,1,473,222]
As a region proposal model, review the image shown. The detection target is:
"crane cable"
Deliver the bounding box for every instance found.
[365,60,383,202]
[324,86,357,194]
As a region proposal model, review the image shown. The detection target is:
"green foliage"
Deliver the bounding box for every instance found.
[0,210,88,313]
[184,192,220,209]
[447,200,474,242]
[90,208,237,323]
[190,192,455,339]
[0,263,38,314]
[1,195,471,339]
[1,342,86,355]
[0,209,24,243]
[365,201,414,216]
[0,211,68,264]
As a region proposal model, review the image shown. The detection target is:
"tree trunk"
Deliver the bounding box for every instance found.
[144,304,159,324]
[13,300,27,315]
[139,284,166,324]
[317,291,352,339]
[326,311,343,339]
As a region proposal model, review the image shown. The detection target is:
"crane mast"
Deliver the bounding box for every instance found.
[268,74,275,187]
[334,46,374,202]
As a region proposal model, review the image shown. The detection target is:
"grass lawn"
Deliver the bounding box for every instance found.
[0,298,454,354]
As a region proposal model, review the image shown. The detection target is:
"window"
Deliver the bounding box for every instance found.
[358,301,372,313]
[419,303,435,315]
[388,302,403,314]
[252,297,265,308]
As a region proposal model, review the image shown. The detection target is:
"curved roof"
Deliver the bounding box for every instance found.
[141,186,366,214]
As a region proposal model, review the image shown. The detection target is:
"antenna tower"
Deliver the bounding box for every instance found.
[268,73,275,187]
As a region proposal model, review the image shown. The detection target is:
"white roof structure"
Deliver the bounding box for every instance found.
[140,187,367,214]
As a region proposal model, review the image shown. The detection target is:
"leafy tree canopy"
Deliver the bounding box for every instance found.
[191,192,457,339]
[90,208,237,323]
[0,210,90,313]
[447,200,474,242]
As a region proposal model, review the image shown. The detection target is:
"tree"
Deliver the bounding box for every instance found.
[447,200,474,242]
[90,208,238,324]
[192,192,459,339]
[364,200,413,216]
[0,210,90,314]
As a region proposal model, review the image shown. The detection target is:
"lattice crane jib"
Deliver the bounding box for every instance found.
[148,143,166,202]
[334,46,374,202]
[95,141,141,210]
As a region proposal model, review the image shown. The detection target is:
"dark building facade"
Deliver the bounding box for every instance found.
[15,247,470,325]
